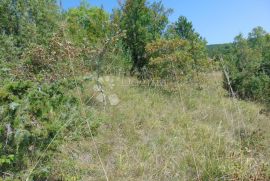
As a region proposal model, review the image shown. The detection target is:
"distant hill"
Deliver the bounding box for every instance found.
[207,43,233,58]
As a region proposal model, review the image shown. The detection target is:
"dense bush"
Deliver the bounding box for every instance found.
[0,2,130,177]
[0,35,20,62]
[224,27,270,105]
[0,0,60,49]
[0,80,79,178]
[146,39,192,80]
[146,38,210,81]
[120,0,172,73]
[65,3,110,44]
[21,30,83,77]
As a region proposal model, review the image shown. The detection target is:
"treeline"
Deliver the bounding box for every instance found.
[207,27,270,106]
[221,27,270,105]
[0,0,210,80]
[207,43,233,59]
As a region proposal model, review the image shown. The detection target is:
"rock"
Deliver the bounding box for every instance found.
[108,94,120,106]
[5,123,12,136]
[96,93,106,104]
[9,102,20,111]
[93,84,102,92]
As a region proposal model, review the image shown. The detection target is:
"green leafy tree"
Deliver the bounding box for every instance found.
[120,0,171,74]
[0,0,60,45]
[146,39,193,80]
[248,26,267,49]
[224,27,270,105]
[174,16,195,40]
[66,2,110,43]
[121,0,151,73]
[148,1,173,40]
[166,16,208,74]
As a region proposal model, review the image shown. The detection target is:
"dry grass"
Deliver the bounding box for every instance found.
[51,72,270,181]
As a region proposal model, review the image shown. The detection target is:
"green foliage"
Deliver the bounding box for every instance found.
[66,2,110,43]
[224,27,270,105]
[121,0,151,73]
[20,29,87,80]
[0,35,20,62]
[0,0,60,48]
[146,39,192,80]
[165,16,196,40]
[0,80,78,176]
[146,39,210,80]
[120,0,171,73]
[165,16,209,74]
[207,43,234,60]
[101,41,133,74]
[1,0,269,179]
[148,1,173,40]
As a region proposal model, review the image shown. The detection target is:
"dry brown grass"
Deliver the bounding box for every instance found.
[51,72,270,181]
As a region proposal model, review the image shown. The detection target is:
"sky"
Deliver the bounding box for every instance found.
[62,0,270,45]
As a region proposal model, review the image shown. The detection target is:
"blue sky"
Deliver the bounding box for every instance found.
[62,0,270,45]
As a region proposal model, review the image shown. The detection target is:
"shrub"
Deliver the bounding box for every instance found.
[20,30,85,81]
[0,80,78,177]
[0,35,20,62]
[223,27,270,106]
[146,39,210,80]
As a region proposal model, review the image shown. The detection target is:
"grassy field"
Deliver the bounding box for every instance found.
[48,72,269,181]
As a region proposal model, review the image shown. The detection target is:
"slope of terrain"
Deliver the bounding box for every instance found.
[48,72,270,180]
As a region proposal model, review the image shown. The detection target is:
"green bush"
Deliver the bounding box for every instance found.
[146,39,210,81]
[224,27,270,106]
[0,80,78,177]
[0,35,20,62]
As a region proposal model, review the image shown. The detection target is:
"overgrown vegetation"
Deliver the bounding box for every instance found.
[0,80,78,178]
[222,27,270,106]
[0,0,269,180]
[52,73,270,180]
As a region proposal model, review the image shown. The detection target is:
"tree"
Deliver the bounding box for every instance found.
[224,28,270,105]
[248,26,267,49]
[165,16,196,41]
[146,39,193,80]
[261,34,270,76]
[174,16,195,40]
[121,0,151,73]
[0,0,60,57]
[166,16,208,74]
[120,0,171,74]
[66,2,110,43]
[148,1,173,40]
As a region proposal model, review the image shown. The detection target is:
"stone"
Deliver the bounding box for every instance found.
[108,94,120,106]
[93,84,102,92]
[96,93,106,104]
[5,123,12,136]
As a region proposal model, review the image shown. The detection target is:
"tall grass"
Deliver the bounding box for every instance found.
[50,72,270,180]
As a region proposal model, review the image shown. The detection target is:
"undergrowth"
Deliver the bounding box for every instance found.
[0,78,99,180]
